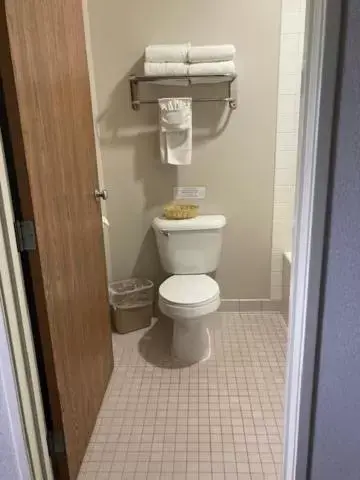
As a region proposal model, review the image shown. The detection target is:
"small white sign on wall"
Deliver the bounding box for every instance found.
[173,186,206,200]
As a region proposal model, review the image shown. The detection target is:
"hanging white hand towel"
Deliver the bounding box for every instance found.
[159,98,192,166]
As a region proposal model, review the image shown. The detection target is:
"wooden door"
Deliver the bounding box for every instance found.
[0,1,114,479]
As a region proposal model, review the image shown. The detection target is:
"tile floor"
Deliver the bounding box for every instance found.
[78,312,287,480]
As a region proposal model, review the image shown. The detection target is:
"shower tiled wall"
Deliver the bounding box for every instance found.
[270,0,306,300]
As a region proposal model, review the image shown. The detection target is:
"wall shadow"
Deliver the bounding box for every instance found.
[96,58,234,214]
[131,228,167,288]
[96,59,234,285]
[96,58,235,147]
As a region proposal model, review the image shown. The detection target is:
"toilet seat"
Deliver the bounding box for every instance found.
[160,274,219,306]
[159,275,220,320]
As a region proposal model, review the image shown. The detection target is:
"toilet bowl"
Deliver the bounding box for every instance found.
[152,214,226,364]
[159,274,220,363]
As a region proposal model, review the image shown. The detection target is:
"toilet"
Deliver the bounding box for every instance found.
[152,214,226,364]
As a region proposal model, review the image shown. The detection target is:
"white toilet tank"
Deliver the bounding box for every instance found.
[152,215,226,274]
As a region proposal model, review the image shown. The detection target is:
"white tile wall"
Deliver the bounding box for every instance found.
[270,0,306,300]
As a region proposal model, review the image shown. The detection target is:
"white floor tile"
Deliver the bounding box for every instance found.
[78,312,286,479]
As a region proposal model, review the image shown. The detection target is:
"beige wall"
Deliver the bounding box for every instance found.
[87,0,281,298]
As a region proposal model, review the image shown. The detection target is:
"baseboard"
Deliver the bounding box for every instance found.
[219,299,282,313]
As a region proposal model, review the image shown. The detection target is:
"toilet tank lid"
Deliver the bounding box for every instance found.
[153,215,226,232]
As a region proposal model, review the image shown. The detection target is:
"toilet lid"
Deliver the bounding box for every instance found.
[159,275,220,306]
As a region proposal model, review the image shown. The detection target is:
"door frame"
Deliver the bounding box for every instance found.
[0,1,343,479]
[283,0,342,478]
[0,129,53,479]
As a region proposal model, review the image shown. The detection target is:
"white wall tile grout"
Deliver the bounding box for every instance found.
[270,0,306,300]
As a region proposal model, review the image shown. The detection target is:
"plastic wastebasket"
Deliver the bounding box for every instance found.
[109,278,154,334]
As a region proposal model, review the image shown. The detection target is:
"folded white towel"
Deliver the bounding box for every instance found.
[144,62,188,76]
[145,44,190,63]
[189,61,236,76]
[188,45,236,63]
[159,98,192,166]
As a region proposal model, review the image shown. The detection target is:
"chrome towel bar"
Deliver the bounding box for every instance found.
[129,74,237,111]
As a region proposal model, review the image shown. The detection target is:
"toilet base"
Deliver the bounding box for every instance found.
[172,319,211,365]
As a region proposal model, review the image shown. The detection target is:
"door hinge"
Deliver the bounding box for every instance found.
[47,430,66,457]
[14,220,36,252]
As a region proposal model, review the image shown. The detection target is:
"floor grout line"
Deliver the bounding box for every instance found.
[78,312,286,480]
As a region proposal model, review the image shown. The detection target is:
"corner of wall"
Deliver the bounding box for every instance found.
[82,0,113,282]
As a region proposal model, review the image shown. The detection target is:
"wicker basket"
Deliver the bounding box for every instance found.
[163,203,199,220]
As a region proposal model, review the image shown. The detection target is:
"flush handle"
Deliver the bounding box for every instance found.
[160,230,169,237]
[94,189,108,201]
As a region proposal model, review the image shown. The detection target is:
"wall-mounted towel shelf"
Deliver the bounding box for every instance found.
[129,74,237,111]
